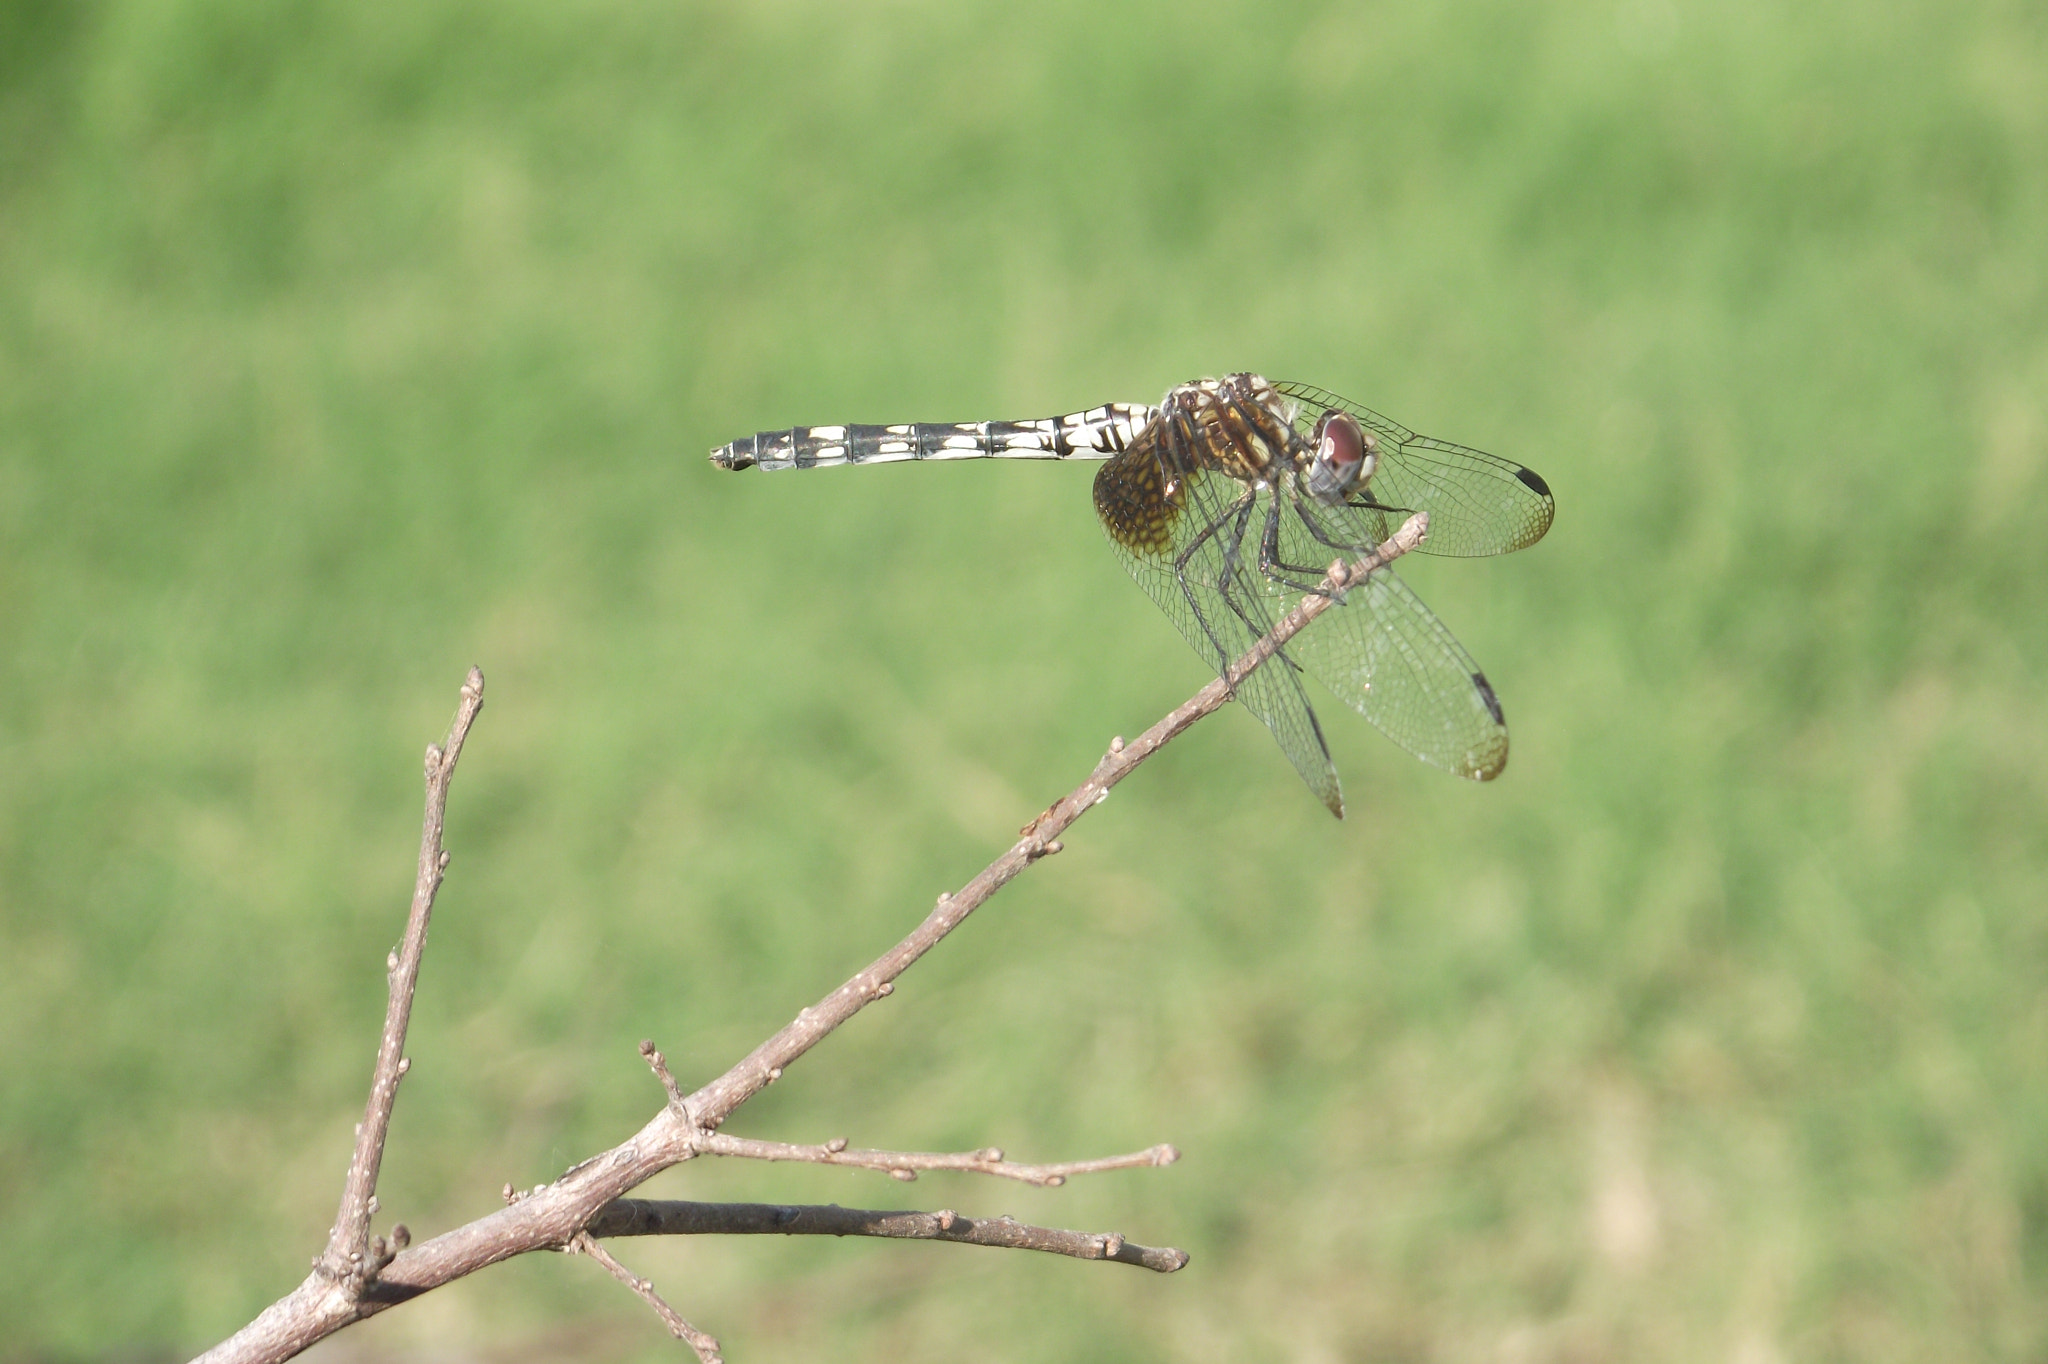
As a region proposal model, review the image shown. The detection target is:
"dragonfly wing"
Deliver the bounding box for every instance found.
[1093,439,1345,816]
[1273,494,1510,779]
[1274,380,1554,558]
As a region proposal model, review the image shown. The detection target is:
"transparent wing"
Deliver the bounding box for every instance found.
[1270,492,1510,780]
[1273,380,1554,558]
[1093,436,1346,815]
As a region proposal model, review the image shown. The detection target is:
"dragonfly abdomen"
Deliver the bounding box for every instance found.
[710,404,1158,471]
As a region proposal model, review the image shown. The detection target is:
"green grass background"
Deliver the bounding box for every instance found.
[4,0,2045,1359]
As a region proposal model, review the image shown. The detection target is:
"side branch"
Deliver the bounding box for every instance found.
[699,1132,1180,1187]
[568,1234,723,1364]
[319,667,486,1283]
[591,1200,1189,1273]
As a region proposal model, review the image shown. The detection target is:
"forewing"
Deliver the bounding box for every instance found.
[1274,495,1511,779]
[1093,440,1346,815]
[1274,381,1554,558]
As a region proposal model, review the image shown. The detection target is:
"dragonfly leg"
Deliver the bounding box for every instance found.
[1254,497,1368,595]
[1170,488,1262,671]
[1198,495,1315,677]
[1347,491,1418,519]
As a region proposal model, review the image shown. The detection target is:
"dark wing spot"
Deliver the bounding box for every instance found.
[1473,672,1505,726]
[1514,465,1551,497]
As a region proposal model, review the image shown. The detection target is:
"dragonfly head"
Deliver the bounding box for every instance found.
[1306,409,1377,503]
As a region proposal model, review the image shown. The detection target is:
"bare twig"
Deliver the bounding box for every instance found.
[698,1131,1179,1187]
[641,1039,687,1108]
[195,515,1428,1364]
[569,1232,722,1364]
[317,667,485,1287]
[591,1200,1189,1273]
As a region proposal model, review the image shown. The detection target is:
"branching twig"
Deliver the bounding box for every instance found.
[697,1131,1179,1187]
[591,1200,1190,1273]
[194,513,1429,1364]
[569,1232,722,1364]
[318,667,485,1286]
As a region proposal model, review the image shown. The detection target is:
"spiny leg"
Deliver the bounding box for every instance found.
[1200,493,1316,679]
[1171,485,1262,668]
[1256,495,1372,594]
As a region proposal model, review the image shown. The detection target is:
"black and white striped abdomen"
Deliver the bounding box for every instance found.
[709,403,1157,471]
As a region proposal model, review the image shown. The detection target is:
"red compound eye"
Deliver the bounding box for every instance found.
[1317,411,1364,470]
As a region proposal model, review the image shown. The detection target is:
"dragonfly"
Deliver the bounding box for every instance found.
[710,373,1553,816]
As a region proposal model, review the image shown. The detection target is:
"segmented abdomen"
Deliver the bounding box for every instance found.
[710,404,1157,471]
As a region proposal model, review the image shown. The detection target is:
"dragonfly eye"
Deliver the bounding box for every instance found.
[1309,411,1374,498]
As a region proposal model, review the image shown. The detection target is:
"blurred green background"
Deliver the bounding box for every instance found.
[3,0,2045,1359]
